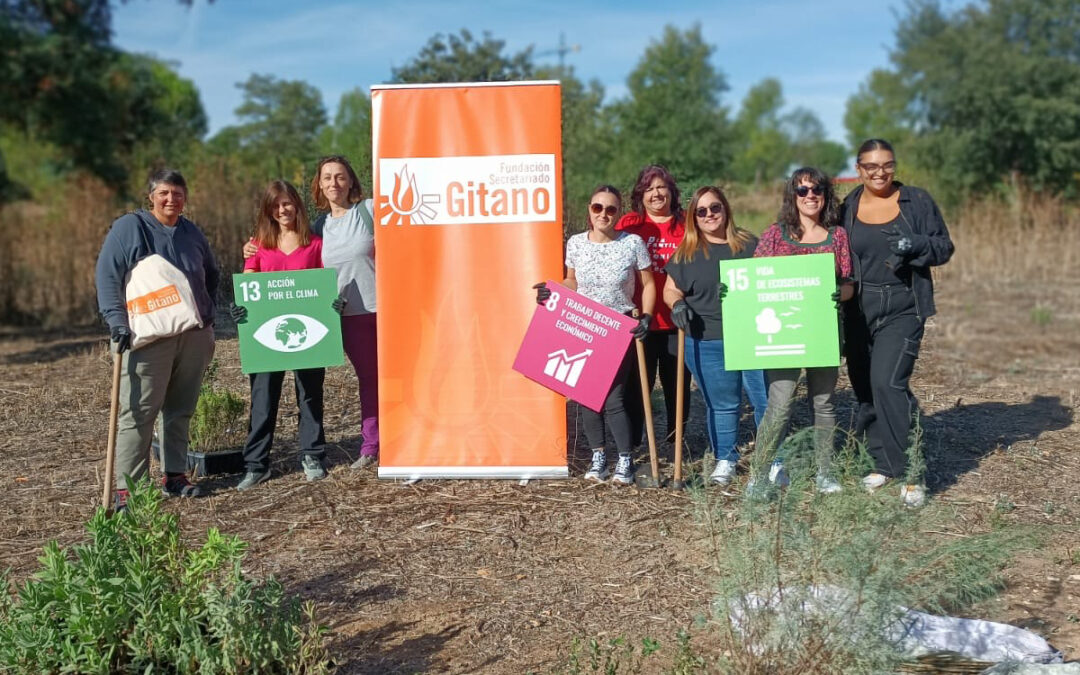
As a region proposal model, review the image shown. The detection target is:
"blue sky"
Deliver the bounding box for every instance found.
[110,0,937,147]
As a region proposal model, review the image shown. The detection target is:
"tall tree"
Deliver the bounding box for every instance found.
[846,0,1080,196]
[0,0,207,193]
[318,87,373,194]
[219,74,327,180]
[608,24,731,192]
[390,29,533,83]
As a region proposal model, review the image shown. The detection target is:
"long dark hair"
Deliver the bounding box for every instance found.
[672,186,753,264]
[777,167,840,240]
[254,180,312,249]
[629,164,682,222]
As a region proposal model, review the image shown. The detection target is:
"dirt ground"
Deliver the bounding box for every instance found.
[0,272,1077,673]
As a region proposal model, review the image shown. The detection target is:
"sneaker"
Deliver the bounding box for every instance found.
[861,472,890,492]
[767,461,790,488]
[113,488,129,513]
[302,455,327,481]
[611,454,634,485]
[350,454,378,470]
[815,474,843,494]
[161,473,202,498]
[901,484,926,507]
[237,468,271,492]
[745,461,788,499]
[584,450,609,482]
[710,459,737,485]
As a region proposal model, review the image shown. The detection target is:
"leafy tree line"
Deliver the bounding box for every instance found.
[4,0,1079,212]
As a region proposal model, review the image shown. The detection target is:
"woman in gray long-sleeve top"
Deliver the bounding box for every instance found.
[95,169,218,509]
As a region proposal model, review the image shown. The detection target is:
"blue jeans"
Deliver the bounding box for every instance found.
[741,369,767,428]
[684,336,742,462]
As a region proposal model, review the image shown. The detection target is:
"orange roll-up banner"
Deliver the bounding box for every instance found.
[371,81,567,479]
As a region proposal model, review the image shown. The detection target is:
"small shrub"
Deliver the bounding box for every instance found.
[189,359,246,453]
[693,430,1038,674]
[0,480,331,673]
[1030,305,1053,328]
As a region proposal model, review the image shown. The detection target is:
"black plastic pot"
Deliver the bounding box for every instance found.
[151,442,245,477]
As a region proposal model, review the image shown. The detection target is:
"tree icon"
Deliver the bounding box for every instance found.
[755,308,782,344]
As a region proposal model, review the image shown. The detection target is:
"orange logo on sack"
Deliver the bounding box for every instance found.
[127,285,182,315]
[378,164,439,226]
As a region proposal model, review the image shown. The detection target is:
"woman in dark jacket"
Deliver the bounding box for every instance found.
[841,139,954,507]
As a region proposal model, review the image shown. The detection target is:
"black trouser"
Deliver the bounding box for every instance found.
[844,284,924,479]
[625,330,692,445]
[581,346,635,454]
[243,368,327,471]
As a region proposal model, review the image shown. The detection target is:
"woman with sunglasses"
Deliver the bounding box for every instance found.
[615,165,693,446]
[749,168,852,495]
[842,139,954,507]
[534,186,654,485]
[662,186,759,485]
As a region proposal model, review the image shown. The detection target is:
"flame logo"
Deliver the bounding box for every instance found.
[391,165,419,215]
[379,164,440,226]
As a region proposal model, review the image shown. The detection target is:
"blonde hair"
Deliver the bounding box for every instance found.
[672,185,753,264]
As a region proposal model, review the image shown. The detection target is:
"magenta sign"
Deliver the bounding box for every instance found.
[512,281,636,412]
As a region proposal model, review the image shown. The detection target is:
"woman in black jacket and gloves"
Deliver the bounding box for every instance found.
[842,139,954,507]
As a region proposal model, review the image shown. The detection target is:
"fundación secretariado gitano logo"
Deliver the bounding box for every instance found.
[379,154,557,226]
[252,314,330,353]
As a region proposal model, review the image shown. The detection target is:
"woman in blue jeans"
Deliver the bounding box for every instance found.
[663,186,761,484]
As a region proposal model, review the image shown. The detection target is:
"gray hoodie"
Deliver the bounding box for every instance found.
[95,209,219,331]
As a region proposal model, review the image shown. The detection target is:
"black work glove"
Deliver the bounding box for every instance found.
[331,294,347,314]
[110,325,132,353]
[670,300,694,333]
[881,226,928,258]
[631,313,652,341]
[830,289,842,310]
[230,303,248,324]
[533,282,551,305]
[717,281,728,303]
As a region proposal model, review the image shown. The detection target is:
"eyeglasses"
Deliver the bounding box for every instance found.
[589,203,619,217]
[795,185,825,198]
[858,161,896,175]
[695,202,724,219]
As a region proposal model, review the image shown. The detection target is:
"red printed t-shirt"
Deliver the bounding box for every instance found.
[615,212,685,330]
[243,236,324,273]
[753,224,852,279]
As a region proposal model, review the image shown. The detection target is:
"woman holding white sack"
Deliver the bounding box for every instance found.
[95,169,219,509]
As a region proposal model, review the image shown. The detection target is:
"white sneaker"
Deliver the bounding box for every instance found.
[767,461,790,488]
[584,450,609,482]
[901,484,926,507]
[861,473,890,492]
[816,474,843,494]
[710,459,737,485]
[611,454,634,485]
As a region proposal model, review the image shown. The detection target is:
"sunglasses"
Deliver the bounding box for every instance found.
[589,203,619,217]
[695,202,724,219]
[795,185,825,198]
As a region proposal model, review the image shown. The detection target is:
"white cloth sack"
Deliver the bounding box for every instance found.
[125,253,202,350]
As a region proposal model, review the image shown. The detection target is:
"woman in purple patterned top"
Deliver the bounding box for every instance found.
[750,167,853,495]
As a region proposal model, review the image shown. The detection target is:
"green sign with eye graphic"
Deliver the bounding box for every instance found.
[232,269,344,374]
[719,253,840,370]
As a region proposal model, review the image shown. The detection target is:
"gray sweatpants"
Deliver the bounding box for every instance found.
[756,367,838,476]
[114,326,215,489]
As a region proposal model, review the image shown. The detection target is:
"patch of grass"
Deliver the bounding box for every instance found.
[1030,305,1053,328]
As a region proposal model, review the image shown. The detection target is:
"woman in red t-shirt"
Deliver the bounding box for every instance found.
[616,165,692,446]
[231,180,331,491]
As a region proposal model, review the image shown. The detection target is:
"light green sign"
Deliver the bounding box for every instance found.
[719,253,839,370]
[232,269,344,374]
